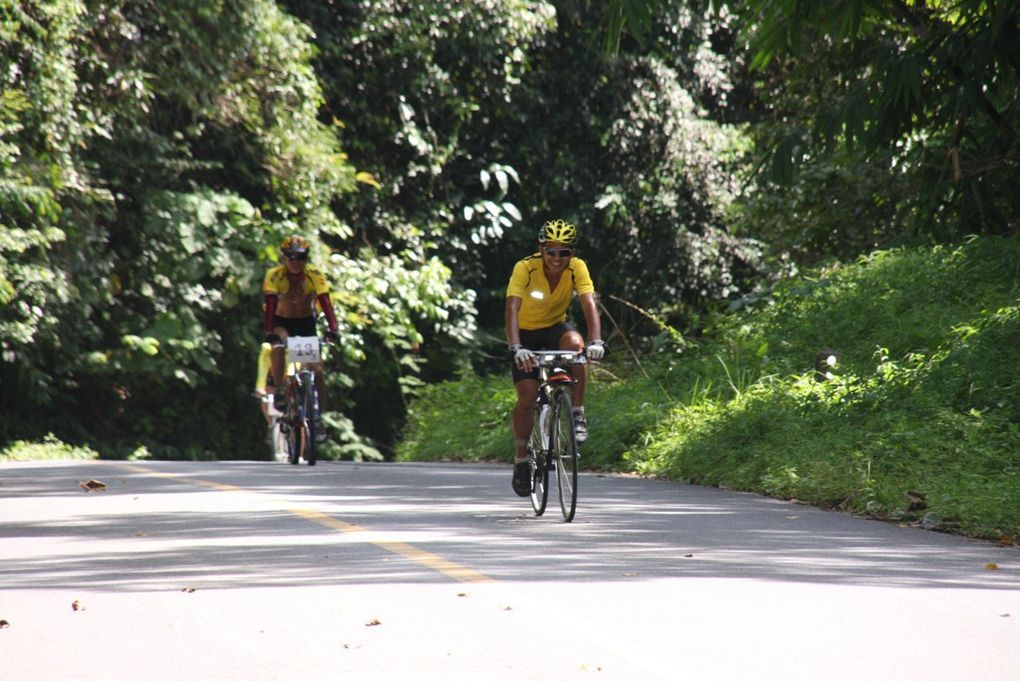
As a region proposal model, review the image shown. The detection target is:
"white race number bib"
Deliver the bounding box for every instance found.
[286,336,321,364]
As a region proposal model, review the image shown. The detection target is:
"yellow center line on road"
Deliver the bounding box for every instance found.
[115,463,495,584]
[118,463,248,493]
[289,507,494,583]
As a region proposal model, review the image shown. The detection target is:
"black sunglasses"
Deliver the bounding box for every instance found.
[284,252,308,261]
[543,248,573,258]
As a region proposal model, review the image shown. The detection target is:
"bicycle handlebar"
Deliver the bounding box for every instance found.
[528,350,589,366]
[265,334,337,345]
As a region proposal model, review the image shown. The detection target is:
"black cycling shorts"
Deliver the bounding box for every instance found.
[511,322,577,383]
[273,315,317,338]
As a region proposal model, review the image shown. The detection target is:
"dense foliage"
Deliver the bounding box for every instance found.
[282,0,763,334]
[3,0,765,458]
[1,0,473,458]
[398,237,1020,541]
[605,0,1020,262]
[3,1,1017,467]
[733,0,1020,259]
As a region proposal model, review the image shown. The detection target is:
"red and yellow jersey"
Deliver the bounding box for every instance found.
[262,264,330,296]
[506,254,595,330]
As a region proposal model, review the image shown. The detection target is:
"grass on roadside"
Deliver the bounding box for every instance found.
[1,434,100,461]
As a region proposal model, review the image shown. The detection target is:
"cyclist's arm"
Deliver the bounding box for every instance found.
[578,292,601,343]
[263,294,278,332]
[262,267,282,333]
[505,295,523,346]
[316,293,339,333]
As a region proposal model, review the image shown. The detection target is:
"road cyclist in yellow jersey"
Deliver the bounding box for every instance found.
[505,219,605,497]
[262,236,340,441]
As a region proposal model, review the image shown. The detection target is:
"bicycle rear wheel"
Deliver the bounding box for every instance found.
[528,403,549,516]
[551,391,578,521]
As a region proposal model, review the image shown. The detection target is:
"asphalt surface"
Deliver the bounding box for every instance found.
[1,459,1017,680]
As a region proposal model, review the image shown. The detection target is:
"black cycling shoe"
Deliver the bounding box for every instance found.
[512,460,532,497]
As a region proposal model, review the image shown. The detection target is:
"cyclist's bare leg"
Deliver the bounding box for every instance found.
[559,330,587,406]
[512,379,539,459]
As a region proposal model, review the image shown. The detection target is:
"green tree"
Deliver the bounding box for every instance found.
[1,0,111,421]
[490,0,765,338]
[741,0,1020,245]
[605,0,1020,257]
[292,0,766,344]
[1,0,475,458]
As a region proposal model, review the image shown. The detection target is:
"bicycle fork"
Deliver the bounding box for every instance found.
[537,395,557,472]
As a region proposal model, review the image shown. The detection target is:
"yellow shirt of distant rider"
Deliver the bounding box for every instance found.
[262,264,330,298]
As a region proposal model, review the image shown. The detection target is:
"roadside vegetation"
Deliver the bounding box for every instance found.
[399,237,1020,543]
[3,2,1018,544]
[1,434,99,462]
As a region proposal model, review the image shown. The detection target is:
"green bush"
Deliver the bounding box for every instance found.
[397,371,517,462]
[1,434,100,462]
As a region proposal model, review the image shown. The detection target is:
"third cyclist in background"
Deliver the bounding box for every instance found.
[504,219,605,497]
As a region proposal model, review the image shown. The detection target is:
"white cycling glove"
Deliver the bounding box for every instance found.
[585,339,605,361]
[509,344,537,369]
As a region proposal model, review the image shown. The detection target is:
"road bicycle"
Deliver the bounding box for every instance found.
[278,335,326,466]
[526,350,587,522]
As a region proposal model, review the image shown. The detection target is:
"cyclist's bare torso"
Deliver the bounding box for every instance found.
[276,272,317,318]
[270,270,323,374]
[545,269,564,293]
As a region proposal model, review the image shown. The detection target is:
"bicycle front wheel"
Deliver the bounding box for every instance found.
[528,403,549,516]
[303,375,317,466]
[285,407,299,464]
[286,385,302,465]
[551,391,579,521]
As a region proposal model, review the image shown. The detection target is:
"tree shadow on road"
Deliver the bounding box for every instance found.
[2,460,1017,592]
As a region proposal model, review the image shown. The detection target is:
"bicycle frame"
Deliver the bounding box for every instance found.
[527,350,587,521]
[532,350,587,408]
[279,336,325,466]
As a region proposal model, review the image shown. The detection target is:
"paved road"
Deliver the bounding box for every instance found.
[1,459,1017,680]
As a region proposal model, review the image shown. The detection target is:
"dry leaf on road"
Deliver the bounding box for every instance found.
[78,480,107,492]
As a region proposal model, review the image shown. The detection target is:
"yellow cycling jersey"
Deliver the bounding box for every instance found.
[262,264,330,296]
[506,254,595,330]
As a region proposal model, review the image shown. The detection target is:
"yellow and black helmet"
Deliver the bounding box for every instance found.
[279,235,310,258]
[538,219,577,245]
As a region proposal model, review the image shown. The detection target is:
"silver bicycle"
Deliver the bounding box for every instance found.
[526,350,586,522]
